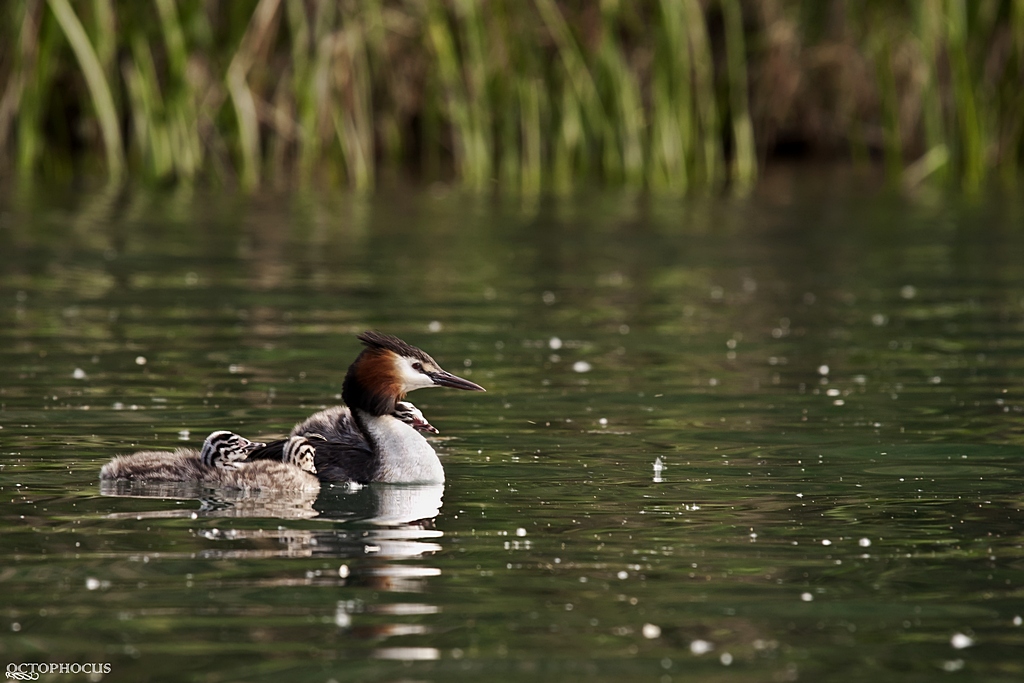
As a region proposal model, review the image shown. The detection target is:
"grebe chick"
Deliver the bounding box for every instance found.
[247,331,484,485]
[100,430,263,482]
[393,400,439,434]
[211,436,319,492]
[100,431,319,492]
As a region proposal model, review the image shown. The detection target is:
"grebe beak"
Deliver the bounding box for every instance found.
[429,369,486,392]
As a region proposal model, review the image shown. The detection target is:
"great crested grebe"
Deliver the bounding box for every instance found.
[248,331,484,484]
[99,397,436,487]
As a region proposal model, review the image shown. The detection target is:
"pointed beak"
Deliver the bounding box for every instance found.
[415,418,440,435]
[429,369,486,392]
[244,440,266,453]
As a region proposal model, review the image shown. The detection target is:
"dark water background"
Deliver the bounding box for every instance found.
[2,171,1024,681]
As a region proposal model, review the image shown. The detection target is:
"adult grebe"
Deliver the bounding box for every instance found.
[248,331,484,484]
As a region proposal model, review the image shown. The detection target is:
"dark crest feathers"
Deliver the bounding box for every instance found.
[357,331,434,363]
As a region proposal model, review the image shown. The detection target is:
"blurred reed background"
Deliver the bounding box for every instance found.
[1,0,1022,192]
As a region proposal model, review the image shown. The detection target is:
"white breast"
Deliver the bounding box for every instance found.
[361,413,445,484]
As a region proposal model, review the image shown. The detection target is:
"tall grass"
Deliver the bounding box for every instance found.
[1,0,1023,191]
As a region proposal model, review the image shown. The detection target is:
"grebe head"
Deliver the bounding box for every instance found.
[343,331,485,416]
[394,400,439,434]
[200,430,265,469]
[282,436,318,475]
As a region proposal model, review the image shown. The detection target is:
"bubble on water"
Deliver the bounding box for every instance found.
[548,336,562,350]
[642,623,661,639]
[135,356,147,366]
[178,430,190,440]
[427,321,443,333]
[515,528,527,537]
[598,417,608,426]
[872,313,888,326]
[334,603,352,628]
[950,633,974,649]
[72,368,87,380]
[690,639,714,655]
[900,285,917,299]
[942,660,965,672]
[617,571,628,580]
[821,539,832,546]
[572,361,592,373]
[818,365,829,376]
[338,564,350,578]
[1013,615,1022,626]
[542,291,556,305]
[720,653,733,666]
[800,592,814,602]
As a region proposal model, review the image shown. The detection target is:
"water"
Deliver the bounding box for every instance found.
[2,174,1024,682]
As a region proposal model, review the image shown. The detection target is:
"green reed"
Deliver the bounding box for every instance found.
[1,0,1023,191]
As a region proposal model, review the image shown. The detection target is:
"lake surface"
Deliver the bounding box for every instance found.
[2,172,1024,682]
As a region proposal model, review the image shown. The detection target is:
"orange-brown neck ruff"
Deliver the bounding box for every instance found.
[342,348,403,416]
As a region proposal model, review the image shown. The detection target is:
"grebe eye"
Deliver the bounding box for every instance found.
[412,362,423,371]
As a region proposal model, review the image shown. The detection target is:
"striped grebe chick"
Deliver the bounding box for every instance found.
[100,430,263,482]
[100,431,319,492]
[247,331,483,484]
[393,400,439,434]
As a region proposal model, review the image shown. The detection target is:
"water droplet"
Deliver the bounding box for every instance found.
[690,639,713,654]
[72,368,87,380]
[572,361,592,373]
[950,633,974,649]
[800,592,814,602]
[643,623,661,639]
[135,356,147,366]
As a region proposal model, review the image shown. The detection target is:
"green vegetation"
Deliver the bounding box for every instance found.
[1,0,1023,191]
